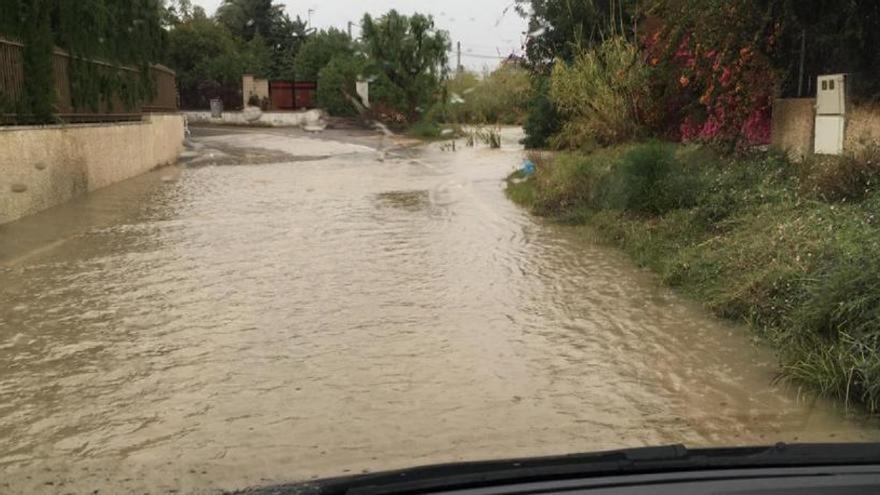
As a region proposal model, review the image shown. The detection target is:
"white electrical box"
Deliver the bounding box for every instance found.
[815,115,845,155]
[816,74,847,115]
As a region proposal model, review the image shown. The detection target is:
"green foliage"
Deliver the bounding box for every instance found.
[602,141,701,214]
[215,0,307,79]
[549,38,651,148]
[315,53,367,116]
[521,76,560,149]
[439,65,532,125]
[313,48,410,119]
[515,0,637,71]
[166,17,268,108]
[21,0,55,121]
[521,148,615,215]
[783,1,880,98]
[361,10,450,120]
[2,0,167,120]
[507,144,880,411]
[163,0,208,26]
[166,21,236,86]
[505,173,538,207]
[293,28,353,81]
[785,252,880,410]
[517,142,699,216]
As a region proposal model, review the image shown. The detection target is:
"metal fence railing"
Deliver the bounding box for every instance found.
[0,37,178,124]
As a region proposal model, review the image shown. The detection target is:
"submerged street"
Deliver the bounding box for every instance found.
[1,127,878,494]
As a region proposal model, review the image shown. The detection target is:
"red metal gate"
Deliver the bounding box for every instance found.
[268,81,317,110]
[269,81,294,110]
[293,81,317,109]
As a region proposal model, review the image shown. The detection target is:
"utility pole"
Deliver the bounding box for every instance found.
[797,28,806,97]
[457,41,462,73]
[348,21,353,39]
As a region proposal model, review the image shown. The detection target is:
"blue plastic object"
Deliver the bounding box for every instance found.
[521,159,536,175]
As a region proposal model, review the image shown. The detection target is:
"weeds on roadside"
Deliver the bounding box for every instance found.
[463,126,502,149]
[799,143,880,202]
[506,141,880,412]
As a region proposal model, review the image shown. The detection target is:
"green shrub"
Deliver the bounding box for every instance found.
[521,76,560,149]
[601,141,702,215]
[465,65,531,124]
[525,149,615,215]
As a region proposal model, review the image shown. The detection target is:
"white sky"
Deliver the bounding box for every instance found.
[191,0,527,71]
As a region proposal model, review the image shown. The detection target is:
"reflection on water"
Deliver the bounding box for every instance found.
[0,128,878,494]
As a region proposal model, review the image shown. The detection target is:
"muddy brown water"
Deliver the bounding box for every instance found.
[1,128,878,494]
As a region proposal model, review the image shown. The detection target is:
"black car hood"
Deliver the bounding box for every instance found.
[231,443,880,495]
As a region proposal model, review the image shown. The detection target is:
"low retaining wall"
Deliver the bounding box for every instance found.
[0,114,184,224]
[184,109,325,128]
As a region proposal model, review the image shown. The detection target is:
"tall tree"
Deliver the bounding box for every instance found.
[771,0,880,97]
[515,0,636,71]
[163,0,207,26]
[293,28,352,81]
[360,10,450,119]
[166,16,269,108]
[215,0,306,79]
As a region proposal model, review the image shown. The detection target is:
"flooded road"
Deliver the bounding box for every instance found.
[1,126,877,494]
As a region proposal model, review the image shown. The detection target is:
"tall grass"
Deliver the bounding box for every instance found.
[549,38,651,148]
[507,142,880,412]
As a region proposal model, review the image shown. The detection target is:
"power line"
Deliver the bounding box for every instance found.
[447,50,511,60]
[462,53,509,60]
[458,42,512,50]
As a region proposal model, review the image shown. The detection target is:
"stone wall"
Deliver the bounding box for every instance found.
[771,98,880,159]
[845,104,880,153]
[771,98,815,160]
[0,114,184,224]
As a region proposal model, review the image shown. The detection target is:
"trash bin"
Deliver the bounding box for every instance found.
[210,99,223,118]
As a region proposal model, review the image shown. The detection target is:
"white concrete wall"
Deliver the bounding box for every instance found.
[184,109,325,128]
[0,114,184,224]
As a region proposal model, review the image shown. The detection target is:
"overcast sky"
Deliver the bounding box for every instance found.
[191,0,527,71]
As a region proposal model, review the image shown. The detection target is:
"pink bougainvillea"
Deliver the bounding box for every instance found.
[641,8,776,148]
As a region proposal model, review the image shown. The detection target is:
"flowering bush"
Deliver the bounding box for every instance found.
[642,0,777,147]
